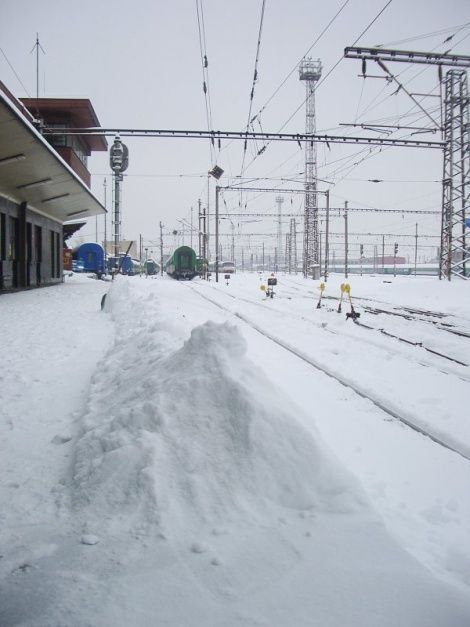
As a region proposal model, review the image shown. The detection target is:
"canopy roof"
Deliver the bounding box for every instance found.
[0,86,106,223]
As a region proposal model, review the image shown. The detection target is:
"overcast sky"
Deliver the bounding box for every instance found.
[2,0,469,260]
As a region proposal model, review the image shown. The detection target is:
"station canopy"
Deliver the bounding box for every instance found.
[0,86,105,223]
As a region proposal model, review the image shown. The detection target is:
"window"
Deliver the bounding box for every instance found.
[0,212,5,260]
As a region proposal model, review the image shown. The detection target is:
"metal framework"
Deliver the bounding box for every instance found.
[344,47,470,68]
[440,70,470,279]
[344,46,470,279]
[299,57,322,277]
[275,195,284,267]
[288,218,298,273]
[42,127,443,149]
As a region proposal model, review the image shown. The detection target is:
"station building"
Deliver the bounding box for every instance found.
[0,81,107,293]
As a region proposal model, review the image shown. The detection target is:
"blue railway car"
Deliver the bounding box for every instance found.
[73,243,106,277]
[107,254,142,276]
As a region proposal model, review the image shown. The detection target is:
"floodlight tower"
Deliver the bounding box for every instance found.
[299,57,322,278]
[275,195,284,270]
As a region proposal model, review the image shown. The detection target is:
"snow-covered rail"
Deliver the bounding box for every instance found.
[186,283,470,464]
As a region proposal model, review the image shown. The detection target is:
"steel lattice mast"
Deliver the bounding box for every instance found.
[299,58,322,278]
[275,195,284,270]
[440,70,470,280]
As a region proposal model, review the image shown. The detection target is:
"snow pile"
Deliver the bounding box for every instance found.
[73,313,367,539]
[2,277,470,626]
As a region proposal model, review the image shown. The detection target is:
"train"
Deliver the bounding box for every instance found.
[143,259,160,275]
[208,260,236,274]
[72,243,106,277]
[165,246,198,280]
[107,254,142,276]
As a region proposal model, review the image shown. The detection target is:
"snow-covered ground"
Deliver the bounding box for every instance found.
[1,271,469,626]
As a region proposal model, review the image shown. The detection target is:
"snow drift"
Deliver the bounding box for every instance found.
[73,317,368,539]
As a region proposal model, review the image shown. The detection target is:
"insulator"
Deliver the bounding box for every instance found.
[203,81,207,94]
[204,55,208,68]
[362,59,366,76]
[438,65,443,82]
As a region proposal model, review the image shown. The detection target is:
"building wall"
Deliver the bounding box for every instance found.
[0,195,63,292]
[55,146,91,187]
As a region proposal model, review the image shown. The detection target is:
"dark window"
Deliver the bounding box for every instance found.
[50,230,55,277]
[0,212,5,260]
[55,232,60,278]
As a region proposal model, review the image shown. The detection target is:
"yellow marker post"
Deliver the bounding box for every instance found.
[316,282,325,309]
[338,282,347,313]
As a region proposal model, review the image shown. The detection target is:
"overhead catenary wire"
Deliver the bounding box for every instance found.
[251,0,351,125]
[242,0,394,174]
[239,0,267,178]
[195,0,216,165]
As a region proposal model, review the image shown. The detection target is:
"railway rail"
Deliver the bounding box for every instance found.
[200,280,469,377]
[186,282,470,464]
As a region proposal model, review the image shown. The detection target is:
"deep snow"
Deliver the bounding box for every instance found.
[1,271,469,626]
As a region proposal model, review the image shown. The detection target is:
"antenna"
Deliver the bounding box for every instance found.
[30,33,45,98]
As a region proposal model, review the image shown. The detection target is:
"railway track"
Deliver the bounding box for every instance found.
[280,276,470,335]
[186,282,470,464]
[198,282,470,377]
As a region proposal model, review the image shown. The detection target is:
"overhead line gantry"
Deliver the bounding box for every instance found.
[344,46,470,280]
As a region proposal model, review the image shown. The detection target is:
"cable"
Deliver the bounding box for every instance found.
[0,47,31,97]
[252,0,351,124]
[243,0,394,174]
[240,0,267,178]
[376,21,470,48]
[195,0,216,165]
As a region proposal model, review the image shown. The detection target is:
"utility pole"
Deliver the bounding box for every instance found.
[159,221,164,276]
[324,190,330,282]
[414,223,418,276]
[190,206,193,249]
[215,185,220,282]
[103,178,107,269]
[276,196,284,271]
[382,234,385,274]
[344,200,349,278]
[203,207,207,279]
[198,200,202,261]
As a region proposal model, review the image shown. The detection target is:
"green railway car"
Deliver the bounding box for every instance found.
[165,246,198,280]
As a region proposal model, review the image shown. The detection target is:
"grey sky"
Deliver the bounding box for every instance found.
[2,0,469,259]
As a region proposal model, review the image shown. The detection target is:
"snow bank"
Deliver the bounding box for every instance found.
[73,312,367,538]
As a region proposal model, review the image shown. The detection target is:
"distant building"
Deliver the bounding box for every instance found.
[0,81,106,292]
[103,240,138,259]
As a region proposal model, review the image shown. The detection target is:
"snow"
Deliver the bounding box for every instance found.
[1,271,470,626]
